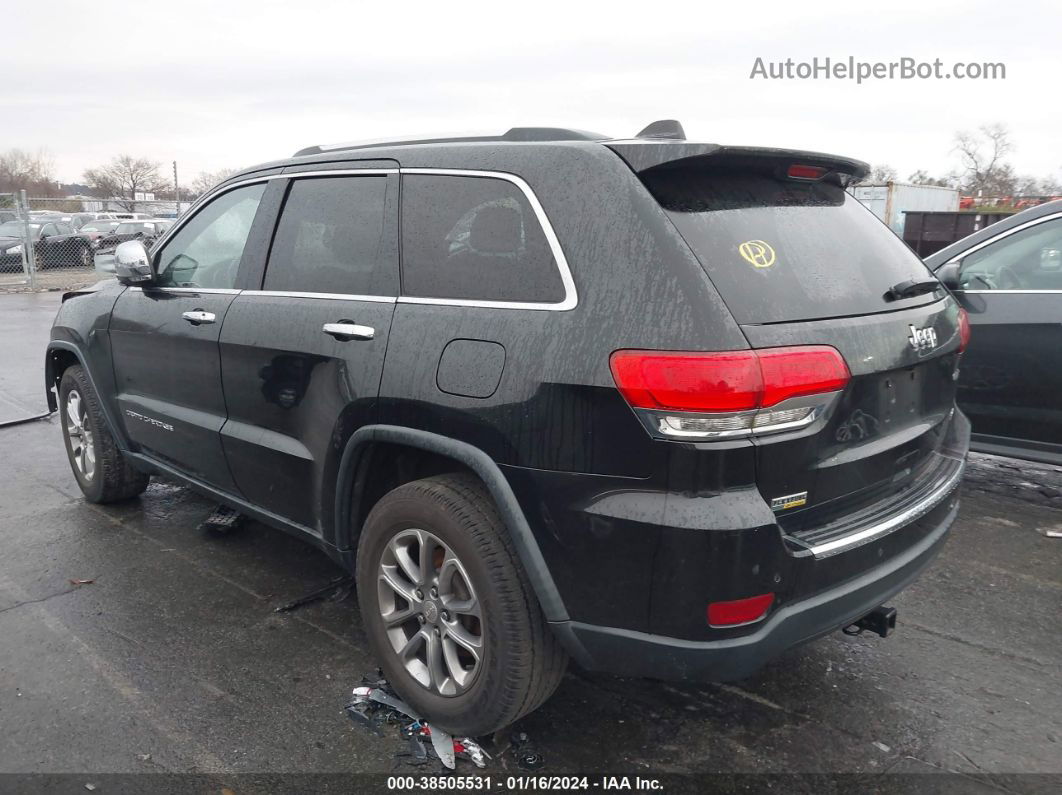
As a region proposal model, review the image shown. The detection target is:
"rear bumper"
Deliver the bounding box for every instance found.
[552,494,958,681]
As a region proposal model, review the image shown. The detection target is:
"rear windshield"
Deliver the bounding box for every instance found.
[643,168,937,323]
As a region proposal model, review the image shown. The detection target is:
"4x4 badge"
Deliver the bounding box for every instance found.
[771,491,808,511]
[907,324,938,354]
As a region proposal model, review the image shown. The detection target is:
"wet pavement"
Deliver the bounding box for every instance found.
[1,292,1060,788]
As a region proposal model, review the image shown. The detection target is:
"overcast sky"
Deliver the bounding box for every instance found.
[3,0,1059,186]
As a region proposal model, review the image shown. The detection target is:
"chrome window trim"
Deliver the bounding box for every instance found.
[947,211,1062,294]
[145,166,575,311]
[398,168,578,312]
[240,290,396,303]
[806,454,965,558]
[958,289,1062,294]
[146,169,397,258]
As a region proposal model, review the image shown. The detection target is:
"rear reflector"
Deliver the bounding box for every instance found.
[609,346,849,412]
[708,593,775,627]
[957,307,971,352]
[787,164,828,180]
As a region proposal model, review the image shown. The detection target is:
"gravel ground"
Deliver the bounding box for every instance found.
[0,266,107,294]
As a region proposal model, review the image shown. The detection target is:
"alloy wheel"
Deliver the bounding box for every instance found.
[377,528,483,696]
[64,389,96,480]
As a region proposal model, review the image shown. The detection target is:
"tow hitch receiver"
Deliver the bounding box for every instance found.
[843,606,897,639]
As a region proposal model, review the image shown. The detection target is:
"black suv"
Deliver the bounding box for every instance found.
[47,122,970,736]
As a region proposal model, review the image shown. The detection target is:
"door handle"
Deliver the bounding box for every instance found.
[182,310,216,325]
[323,322,375,341]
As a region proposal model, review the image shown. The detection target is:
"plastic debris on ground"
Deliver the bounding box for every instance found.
[197,503,246,535]
[344,672,491,770]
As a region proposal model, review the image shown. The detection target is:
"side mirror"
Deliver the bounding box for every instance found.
[114,240,153,284]
[936,260,961,289]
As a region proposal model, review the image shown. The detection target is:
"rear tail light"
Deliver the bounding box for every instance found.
[707,593,775,627]
[610,346,849,440]
[957,307,971,352]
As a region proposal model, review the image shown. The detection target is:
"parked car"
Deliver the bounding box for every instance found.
[78,220,121,248]
[68,211,117,229]
[47,123,970,736]
[928,199,1062,464]
[0,209,18,224]
[110,212,153,220]
[0,219,92,269]
[93,219,172,274]
[97,219,172,248]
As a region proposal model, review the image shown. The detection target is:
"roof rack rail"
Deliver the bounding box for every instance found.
[293,127,608,157]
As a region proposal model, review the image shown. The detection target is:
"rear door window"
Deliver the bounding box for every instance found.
[264,175,395,296]
[642,168,938,323]
[400,174,565,304]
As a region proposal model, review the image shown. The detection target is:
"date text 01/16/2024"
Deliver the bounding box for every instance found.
[386,776,664,791]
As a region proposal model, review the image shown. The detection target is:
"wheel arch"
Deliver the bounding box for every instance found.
[335,425,570,622]
[45,341,128,449]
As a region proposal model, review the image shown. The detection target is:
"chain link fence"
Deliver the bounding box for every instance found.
[0,192,186,289]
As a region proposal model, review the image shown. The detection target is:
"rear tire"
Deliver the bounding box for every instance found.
[356,473,567,736]
[59,365,149,503]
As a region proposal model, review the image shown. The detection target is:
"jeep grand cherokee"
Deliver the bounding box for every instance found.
[47,121,970,736]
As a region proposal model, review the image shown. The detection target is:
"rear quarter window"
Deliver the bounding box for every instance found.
[643,169,937,323]
[400,174,566,304]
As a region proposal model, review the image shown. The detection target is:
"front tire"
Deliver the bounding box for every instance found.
[356,473,567,736]
[59,365,149,503]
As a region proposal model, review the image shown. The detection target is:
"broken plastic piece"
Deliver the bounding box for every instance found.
[455,737,490,768]
[345,673,491,770]
[429,724,456,769]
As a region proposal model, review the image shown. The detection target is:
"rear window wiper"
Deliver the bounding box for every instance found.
[884,278,942,302]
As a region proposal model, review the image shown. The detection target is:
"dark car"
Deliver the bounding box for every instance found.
[95,219,171,251]
[927,199,1062,464]
[46,122,970,735]
[0,219,93,270]
[78,220,122,248]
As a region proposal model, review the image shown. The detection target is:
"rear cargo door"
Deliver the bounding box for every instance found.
[640,158,965,536]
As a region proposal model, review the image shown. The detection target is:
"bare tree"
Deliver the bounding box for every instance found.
[1014,174,1062,196]
[83,155,168,211]
[190,168,237,198]
[953,124,1017,196]
[0,148,59,195]
[870,164,898,183]
[907,169,954,188]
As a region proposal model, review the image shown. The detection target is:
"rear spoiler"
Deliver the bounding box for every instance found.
[607,141,870,183]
